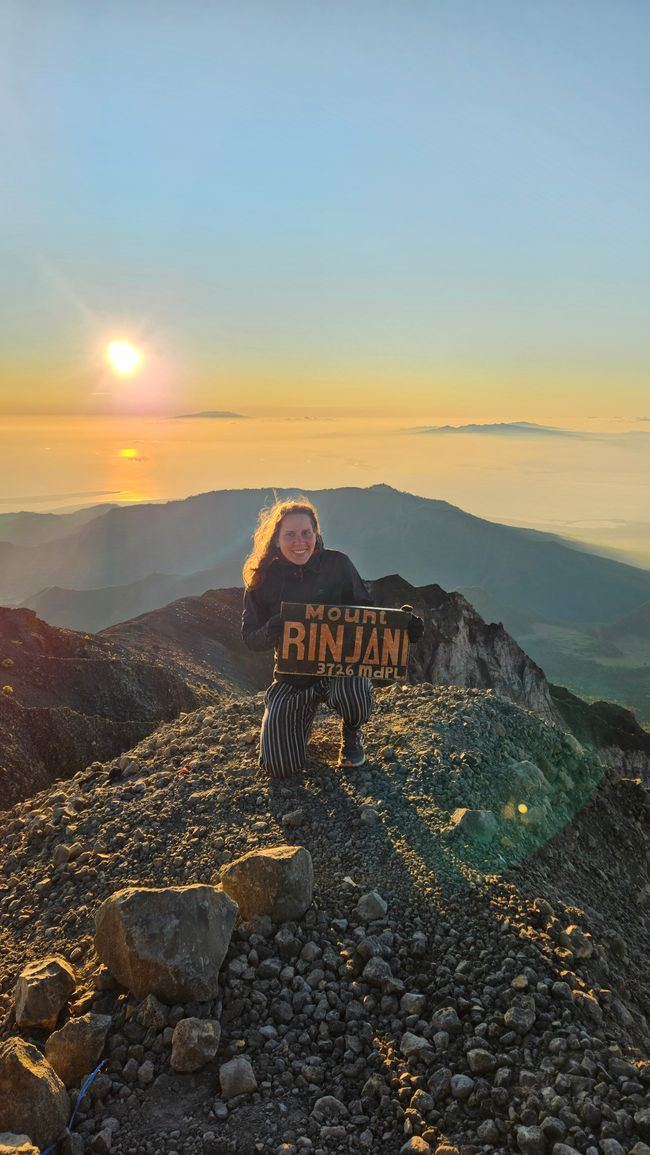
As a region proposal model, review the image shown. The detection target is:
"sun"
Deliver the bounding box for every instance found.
[106,340,143,375]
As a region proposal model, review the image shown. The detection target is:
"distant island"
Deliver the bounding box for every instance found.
[172,411,248,420]
[409,421,580,437]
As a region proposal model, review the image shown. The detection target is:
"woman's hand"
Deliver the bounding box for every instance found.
[401,605,425,643]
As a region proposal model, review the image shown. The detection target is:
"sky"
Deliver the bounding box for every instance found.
[1,0,649,419]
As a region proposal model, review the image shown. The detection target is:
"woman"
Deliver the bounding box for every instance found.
[241,496,423,779]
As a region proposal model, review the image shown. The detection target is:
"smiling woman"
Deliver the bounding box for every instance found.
[106,341,143,376]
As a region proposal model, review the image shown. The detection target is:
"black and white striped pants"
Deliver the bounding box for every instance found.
[259,676,375,779]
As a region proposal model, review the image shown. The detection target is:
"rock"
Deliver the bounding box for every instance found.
[600,1143,625,1155]
[449,807,498,842]
[135,993,168,1030]
[0,1038,70,1150]
[516,1126,546,1154]
[355,890,388,921]
[362,957,403,993]
[401,992,427,1015]
[359,806,380,826]
[137,1060,155,1085]
[45,1013,111,1088]
[94,884,238,1001]
[635,1110,650,1141]
[281,808,305,829]
[92,1130,113,1154]
[510,760,549,793]
[311,1096,348,1122]
[431,1006,462,1035]
[171,1018,221,1072]
[14,956,76,1030]
[504,995,536,1033]
[400,1032,434,1060]
[0,1138,39,1155]
[467,1048,497,1073]
[219,1056,257,1100]
[400,1139,431,1154]
[450,1073,474,1099]
[477,1120,500,1144]
[219,845,313,921]
[551,1146,582,1155]
[565,925,593,958]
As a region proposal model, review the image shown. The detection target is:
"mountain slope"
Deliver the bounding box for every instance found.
[1,686,648,1152]
[5,485,650,626]
[0,608,203,809]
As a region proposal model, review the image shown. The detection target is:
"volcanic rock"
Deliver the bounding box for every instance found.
[170,1017,221,1072]
[14,956,76,1031]
[94,884,238,1001]
[0,1038,69,1150]
[45,1013,111,1088]
[219,1056,257,1100]
[219,844,313,921]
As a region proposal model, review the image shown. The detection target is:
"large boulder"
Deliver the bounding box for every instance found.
[0,1038,70,1150]
[14,957,76,1031]
[45,1013,112,1088]
[94,884,238,1002]
[219,845,313,922]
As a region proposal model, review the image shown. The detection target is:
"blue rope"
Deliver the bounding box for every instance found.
[40,1059,107,1155]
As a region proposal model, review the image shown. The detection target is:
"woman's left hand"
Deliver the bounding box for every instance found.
[406,614,425,642]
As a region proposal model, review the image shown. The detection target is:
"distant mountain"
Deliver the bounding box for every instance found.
[5,486,650,631]
[597,599,650,643]
[172,410,247,419]
[0,503,118,546]
[409,422,580,437]
[22,567,226,633]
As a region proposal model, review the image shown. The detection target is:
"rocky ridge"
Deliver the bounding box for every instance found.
[1,684,649,1153]
[0,574,568,811]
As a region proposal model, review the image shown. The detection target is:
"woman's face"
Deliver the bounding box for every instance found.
[276,512,317,565]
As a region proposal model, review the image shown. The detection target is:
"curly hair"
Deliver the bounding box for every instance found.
[242,496,322,589]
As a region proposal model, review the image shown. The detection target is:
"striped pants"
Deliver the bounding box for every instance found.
[259,676,375,779]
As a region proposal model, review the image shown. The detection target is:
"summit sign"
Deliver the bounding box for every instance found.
[276,602,411,681]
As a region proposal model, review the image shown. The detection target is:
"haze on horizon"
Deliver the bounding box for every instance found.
[1,0,649,421]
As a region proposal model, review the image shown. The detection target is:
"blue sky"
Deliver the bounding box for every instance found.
[1,0,649,414]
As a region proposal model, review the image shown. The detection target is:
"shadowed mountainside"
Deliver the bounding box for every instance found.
[0,607,202,809]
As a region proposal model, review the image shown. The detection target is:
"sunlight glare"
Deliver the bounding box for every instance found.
[106,341,143,375]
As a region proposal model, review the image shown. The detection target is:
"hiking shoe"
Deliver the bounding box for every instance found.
[338,724,366,768]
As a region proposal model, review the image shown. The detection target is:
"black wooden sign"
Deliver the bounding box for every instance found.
[276,602,411,681]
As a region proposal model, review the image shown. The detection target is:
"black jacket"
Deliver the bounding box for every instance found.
[242,540,374,686]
